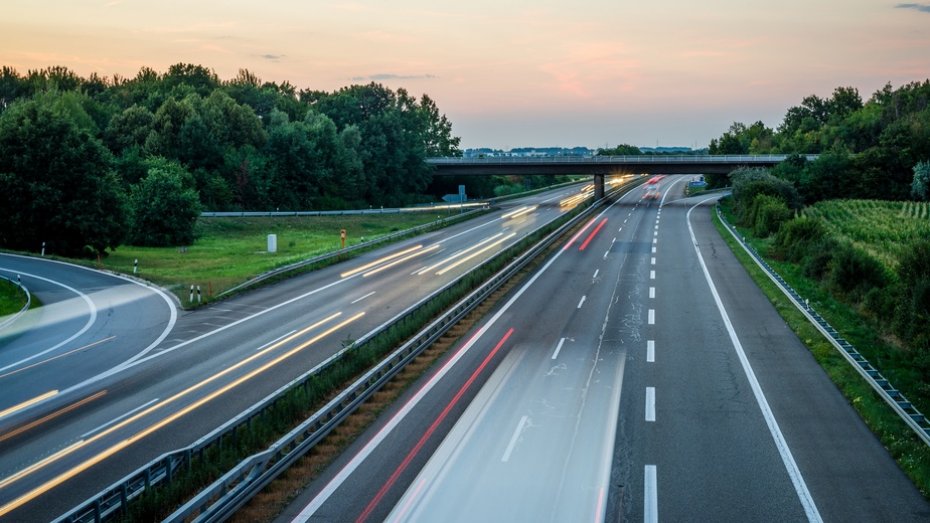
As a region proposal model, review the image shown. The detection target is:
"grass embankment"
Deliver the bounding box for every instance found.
[92,213,444,304]
[714,200,930,497]
[0,279,27,316]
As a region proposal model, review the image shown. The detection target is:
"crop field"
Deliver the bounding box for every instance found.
[93,213,445,304]
[802,199,930,269]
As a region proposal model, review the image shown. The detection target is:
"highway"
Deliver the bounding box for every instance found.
[0,181,619,521]
[283,177,929,522]
[0,254,176,415]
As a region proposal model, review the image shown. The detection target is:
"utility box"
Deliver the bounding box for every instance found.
[267,234,277,253]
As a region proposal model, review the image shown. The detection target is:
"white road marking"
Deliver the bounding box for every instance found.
[577,295,586,309]
[653,238,657,245]
[647,340,655,362]
[551,337,567,360]
[687,198,822,522]
[654,231,658,237]
[651,257,656,265]
[645,387,656,422]
[644,465,658,523]
[80,397,160,439]
[650,270,656,280]
[648,309,655,324]
[652,246,656,254]
[501,415,530,462]
[649,287,655,299]
[593,269,599,280]
[603,250,610,260]
[350,291,376,304]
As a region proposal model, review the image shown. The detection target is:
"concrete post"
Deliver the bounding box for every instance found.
[594,174,605,199]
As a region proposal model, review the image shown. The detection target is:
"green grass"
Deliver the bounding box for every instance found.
[84,213,447,304]
[803,199,930,269]
[0,279,27,316]
[713,202,930,498]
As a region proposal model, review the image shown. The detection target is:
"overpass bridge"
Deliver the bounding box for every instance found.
[427,154,817,197]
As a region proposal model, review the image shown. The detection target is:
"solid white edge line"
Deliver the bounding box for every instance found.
[647,340,655,363]
[644,465,658,523]
[0,270,97,375]
[292,183,639,521]
[645,387,656,422]
[551,337,566,360]
[686,198,822,522]
[501,415,529,462]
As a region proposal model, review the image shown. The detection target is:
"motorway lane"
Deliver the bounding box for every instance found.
[285,177,929,522]
[0,181,624,521]
[0,254,176,415]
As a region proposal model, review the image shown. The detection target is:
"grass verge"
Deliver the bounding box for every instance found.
[712,204,930,498]
[118,198,594,522]
[0,279,27,316]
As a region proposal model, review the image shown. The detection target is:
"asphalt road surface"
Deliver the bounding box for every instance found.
[283,177,929,522]
[0,181,615,521]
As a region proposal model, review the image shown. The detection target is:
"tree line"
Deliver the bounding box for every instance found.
[0,64,461,254]
[716,79,930,385]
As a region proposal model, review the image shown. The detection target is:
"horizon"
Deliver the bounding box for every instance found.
[3,1,929,149]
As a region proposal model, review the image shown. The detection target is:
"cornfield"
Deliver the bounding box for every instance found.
[802,199,930,269]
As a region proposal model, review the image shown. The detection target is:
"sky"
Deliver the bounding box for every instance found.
[2,1,929,149]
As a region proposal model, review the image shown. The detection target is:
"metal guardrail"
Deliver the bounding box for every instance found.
[716,206,930,447]
[428,154,820,165]
[217,207,488,297]
[55,181,639,523]
[201,203,487,218]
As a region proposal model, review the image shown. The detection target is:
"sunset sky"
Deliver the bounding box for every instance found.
[2,1,929,149]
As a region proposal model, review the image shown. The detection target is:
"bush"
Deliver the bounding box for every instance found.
[730,167,801,225]
[893,240,930,349]
[773,216,828,262]
[746,194,793,237]
[826,242,889,301]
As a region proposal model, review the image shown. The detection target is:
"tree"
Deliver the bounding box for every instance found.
[0,97,128,255]
[913,161,930,200]
[129,158,201,246]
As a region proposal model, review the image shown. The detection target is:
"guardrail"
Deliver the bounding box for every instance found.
[55,180,641,523]
[201,202,486,218]
[428,154,819,165]
[716,206,930,447]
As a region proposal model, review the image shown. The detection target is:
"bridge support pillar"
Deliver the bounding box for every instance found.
[594,174,605,199]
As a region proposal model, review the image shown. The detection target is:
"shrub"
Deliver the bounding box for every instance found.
[826,242,889,301]
[893,240,930,349]
[747,194,793,237]
[730,167,801,225]
[773,216,828,262]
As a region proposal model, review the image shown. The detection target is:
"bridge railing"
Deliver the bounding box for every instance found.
[427,154,817,165]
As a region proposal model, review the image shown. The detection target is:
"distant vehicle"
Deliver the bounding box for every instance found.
[643,175,665,200]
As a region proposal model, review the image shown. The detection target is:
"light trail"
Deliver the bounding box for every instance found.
[435,233,516,276]
[0,390,58,420]
[362,246,440,278]
[416,233,503,275]
[340,245,425,278]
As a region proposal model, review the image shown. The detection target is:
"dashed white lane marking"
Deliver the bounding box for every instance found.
[80,397,161,439]
[650,270,656,280]
[652,246,656,254]
[577,295,586,309]
[647,340,655,362]
[653,231,658,237]
[649,287,655,299]
[645,387,656,422]
[651,257,656,265]
[350,291,376,304]
[255,329,298,351]
[648,309,655,324]
[593,269,599,280]
[653,238,657,245]
[551,337,566,360]
[603,250,610,260]
[645,465,658,523]
[501,415,530,462]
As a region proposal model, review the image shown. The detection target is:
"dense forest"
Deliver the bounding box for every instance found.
[0,64,463,254]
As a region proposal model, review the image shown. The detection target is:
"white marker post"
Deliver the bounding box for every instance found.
[197,285,202,303]
[41,241,45,257]
[133,258,138,274]
[189,285,194,304]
